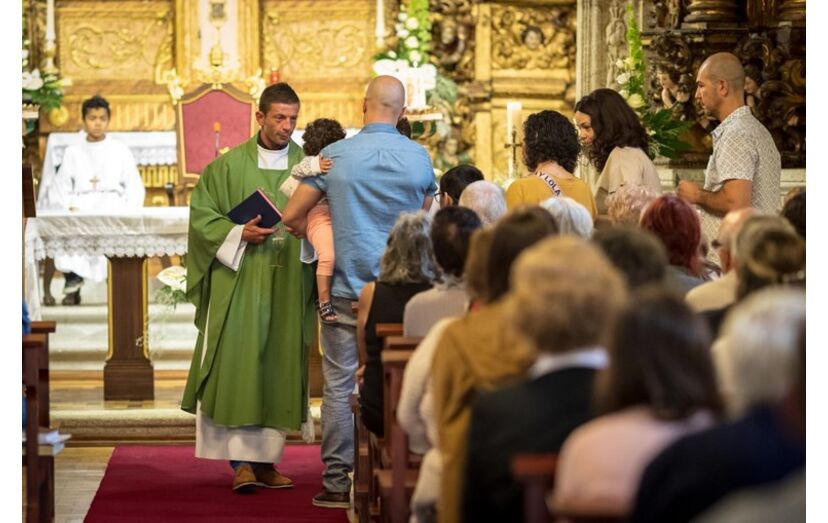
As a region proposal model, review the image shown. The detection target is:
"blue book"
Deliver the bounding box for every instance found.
[227,189,283,228]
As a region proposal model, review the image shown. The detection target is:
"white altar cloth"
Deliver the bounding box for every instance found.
[44,131,178,168]
[24,207,190,320]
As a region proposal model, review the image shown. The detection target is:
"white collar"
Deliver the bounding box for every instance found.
[257,143,289,157]
[529,346,608,379]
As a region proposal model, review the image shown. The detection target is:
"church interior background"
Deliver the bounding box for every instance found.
[20,0,805,520]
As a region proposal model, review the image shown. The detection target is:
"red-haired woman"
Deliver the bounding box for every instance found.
[640,195,706,296]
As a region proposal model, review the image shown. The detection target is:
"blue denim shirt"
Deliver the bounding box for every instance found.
[303,123,436,299]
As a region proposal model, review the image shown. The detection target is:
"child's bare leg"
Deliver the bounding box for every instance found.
[317,273,332,305]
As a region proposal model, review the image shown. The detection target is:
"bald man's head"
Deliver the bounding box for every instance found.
[364,76,406,124]
[717,207,759,272]
[700,53,746,92]
[696,52,746,120]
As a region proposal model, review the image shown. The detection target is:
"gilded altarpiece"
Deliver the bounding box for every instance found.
[467,1,577,181]
[42,0,176,133]
[261,0,378,130]
[640,0,805,168]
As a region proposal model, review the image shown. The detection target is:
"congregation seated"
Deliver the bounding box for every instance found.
[457,180,507,227]
[630,287,805,523]
[432,207,559,523]
[398,227,494,522]
[780,187,805,239]
[462,236,626,522]
[591,226,668,290]
[551,288,721,518]
[640,194,707,297]
[357,211,435,437]
[539,196,594,239]
[701,214,804,336]
[686,208,758,313]
[403,206,482,337]
[604,184,660,226]
[437,164,485,208]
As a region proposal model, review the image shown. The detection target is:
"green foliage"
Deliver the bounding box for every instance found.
[22,7,64,111]
[375,0,432,66]
[614,2,692,160]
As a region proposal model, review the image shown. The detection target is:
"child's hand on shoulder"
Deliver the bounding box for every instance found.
[319,156,333,174]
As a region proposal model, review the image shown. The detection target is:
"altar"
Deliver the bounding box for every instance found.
[25,207,189,401]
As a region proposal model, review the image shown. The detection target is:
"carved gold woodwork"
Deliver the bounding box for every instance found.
[490,4,576,74]
[40,94,176,133]
[778,0,805,23]
[139,164,179,189]
[684,0,741,24]
[431,0,476,83]
[174,0,261,88]
[262,1,373,79]
[261,0,376,129]
[458,2,575,181]
[58,1,173,81]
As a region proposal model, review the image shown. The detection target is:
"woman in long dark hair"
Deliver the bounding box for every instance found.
[574,88,662,215]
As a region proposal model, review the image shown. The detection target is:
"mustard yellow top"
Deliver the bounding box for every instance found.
[505,175,598,219]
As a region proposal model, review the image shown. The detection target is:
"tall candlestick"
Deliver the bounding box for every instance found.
[46,0,56,41]
[375,0,385,47]
[506,101,522,144]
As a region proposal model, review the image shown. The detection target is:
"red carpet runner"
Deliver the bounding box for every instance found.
[85,444,349,522]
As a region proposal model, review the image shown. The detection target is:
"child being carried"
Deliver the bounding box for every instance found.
[280,118,346,323]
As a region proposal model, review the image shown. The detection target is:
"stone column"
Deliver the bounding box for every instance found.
[576,0,636,187]
[684,0,741,24]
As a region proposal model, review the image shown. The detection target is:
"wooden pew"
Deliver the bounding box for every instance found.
[376,348,421,523]
[353,323,403,523]
[30,321,56,428]
[23,334,55,523]
[511,453,558,523]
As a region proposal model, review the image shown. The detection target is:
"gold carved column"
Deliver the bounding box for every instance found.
[778,0,806,23]
[684,0,741,24]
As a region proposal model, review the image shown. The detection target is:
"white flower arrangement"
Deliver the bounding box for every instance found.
[156,265,188,308]
[613,2,691,160]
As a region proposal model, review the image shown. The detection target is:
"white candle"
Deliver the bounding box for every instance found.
[506,101,522,144]
[46,0,56,41]
[375,0,385,46]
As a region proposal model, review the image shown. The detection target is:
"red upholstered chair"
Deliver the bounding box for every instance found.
[174,83,257,199]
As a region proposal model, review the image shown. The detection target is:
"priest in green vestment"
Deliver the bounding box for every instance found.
[181,83,317,492]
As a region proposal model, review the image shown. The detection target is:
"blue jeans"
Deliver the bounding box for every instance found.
[319,296,359,493]
[230,460,270,471]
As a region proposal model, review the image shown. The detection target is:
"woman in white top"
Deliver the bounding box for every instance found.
[574,88,662,215]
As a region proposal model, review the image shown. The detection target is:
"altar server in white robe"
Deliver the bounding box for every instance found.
[48,95,145,304]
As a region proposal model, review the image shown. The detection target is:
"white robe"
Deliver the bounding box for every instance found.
[47,136,145,281]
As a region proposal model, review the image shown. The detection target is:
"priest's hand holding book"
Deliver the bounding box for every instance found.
[241,215,277,245]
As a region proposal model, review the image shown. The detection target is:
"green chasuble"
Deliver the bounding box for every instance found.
[181,136,317,431]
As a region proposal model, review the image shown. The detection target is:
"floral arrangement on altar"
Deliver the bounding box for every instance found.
[22,21,66,112]
[614,2,690,160]
[375,0,432,67]
[373,0,439,111]
[156,265,188,308]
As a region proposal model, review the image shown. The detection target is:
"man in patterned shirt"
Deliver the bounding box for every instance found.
[677,52,781,257]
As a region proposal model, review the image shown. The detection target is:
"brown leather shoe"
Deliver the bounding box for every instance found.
[232,463,258,493]
[312,489,351,508]
[254,467,294,489]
